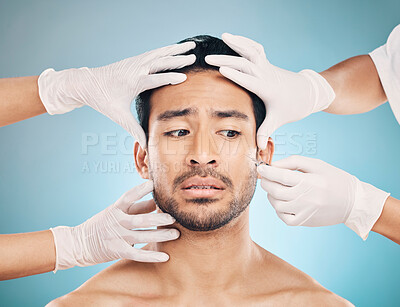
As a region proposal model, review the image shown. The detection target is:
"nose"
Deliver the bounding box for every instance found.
[185,131,220,168]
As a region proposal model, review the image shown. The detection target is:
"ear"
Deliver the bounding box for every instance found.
[133,141,149,179]
[257,137,274,179]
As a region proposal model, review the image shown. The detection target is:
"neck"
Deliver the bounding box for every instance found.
[147,207,257,291]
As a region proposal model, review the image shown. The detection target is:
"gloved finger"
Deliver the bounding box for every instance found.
[115,210,176,229]
[115,180,154,212]
[219,66,261,96]
[149,54,196,74]
[275,211,299,226]
[121,228,180,245]
[139,72,188,92]
[127,199,156,215]
[260,178,300,201]
[221,33,267,64]
[256,115,276,150]
[272,155,323,174]
[151,41,196,58]
[257,164,303,187]
[295,209,319,227]
[119,243,170,262]
[116,111,147,149]
[205,55,258,76]
[275,204,319,227]
[267,194,297,215]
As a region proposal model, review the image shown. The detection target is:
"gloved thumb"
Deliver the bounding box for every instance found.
[272,155,320,173]
[256,113,276,150]
[118,112,147,149]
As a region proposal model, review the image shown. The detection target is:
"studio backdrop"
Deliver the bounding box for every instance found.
[0,1,399,306]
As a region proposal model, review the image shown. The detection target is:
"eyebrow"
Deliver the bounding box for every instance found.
[157,108,198,121]
[156,107,249,121]
[211,110,249,121]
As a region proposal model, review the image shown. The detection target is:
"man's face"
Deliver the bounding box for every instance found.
[137,70,271,231]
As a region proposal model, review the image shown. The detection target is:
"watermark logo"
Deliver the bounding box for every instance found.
[80,131,318,174]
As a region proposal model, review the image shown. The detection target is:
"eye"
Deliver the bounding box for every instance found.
[164,129,190,138]
[219,130,241,138]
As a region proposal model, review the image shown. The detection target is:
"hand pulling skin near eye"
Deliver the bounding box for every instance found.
[207,28,400,244]
[1,41,197,149]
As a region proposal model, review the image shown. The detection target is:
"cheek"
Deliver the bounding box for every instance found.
[221,137,257,171]
[224,151,257,185]
[214,134,252,154]
[239,150,258,187]
[227,157,257,187]
[148,143,185,183]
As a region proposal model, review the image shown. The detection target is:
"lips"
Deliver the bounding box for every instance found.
[181,176,226,190]
[180,176,226,198]
[185,186,221,190]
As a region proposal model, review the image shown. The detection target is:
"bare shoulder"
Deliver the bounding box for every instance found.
[252,242,353,306]
[47,259,156,306]
[245,289,353,307]
[46,290,126,307]
[253,242,322,290]
[288,289,354,306]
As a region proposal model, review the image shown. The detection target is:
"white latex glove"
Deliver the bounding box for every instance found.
[257,155,390,240]
[205,33,335,150]
[38,41,196,148]
[50,180,179,272]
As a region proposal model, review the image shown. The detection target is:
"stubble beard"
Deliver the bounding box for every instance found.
[151,164,258,231]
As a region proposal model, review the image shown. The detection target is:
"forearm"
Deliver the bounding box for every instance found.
[0,230,56,280]
[0,76,46,127]
[371,196,400,244]
[321,55,387,115]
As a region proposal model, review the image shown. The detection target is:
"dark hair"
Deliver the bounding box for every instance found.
[135,35,266,140]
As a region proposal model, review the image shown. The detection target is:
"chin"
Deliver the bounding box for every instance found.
[153,189,247,232]
[171,202,243,232]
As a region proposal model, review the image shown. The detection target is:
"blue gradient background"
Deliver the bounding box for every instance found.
[1,1,399,306]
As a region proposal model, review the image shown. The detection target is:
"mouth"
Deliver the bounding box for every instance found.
[180,177,226,198]
[183,185,222,190]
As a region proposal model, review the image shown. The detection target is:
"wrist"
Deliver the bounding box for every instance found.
[299,69,336,113]
[50,225,84,272]
[38,68,87,115]
[344,178,390,240]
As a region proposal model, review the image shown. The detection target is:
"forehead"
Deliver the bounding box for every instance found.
[148,70,255,122]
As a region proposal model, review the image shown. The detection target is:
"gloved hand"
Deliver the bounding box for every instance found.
[205,33,335,150]
[38,41,196,148]
[50,180,179,272]
[257,155,390,240]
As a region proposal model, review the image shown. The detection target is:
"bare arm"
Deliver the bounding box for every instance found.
[321,55,387,115]
[0,230,56,280]
[372,196,400,244]
[0,76,46,127]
